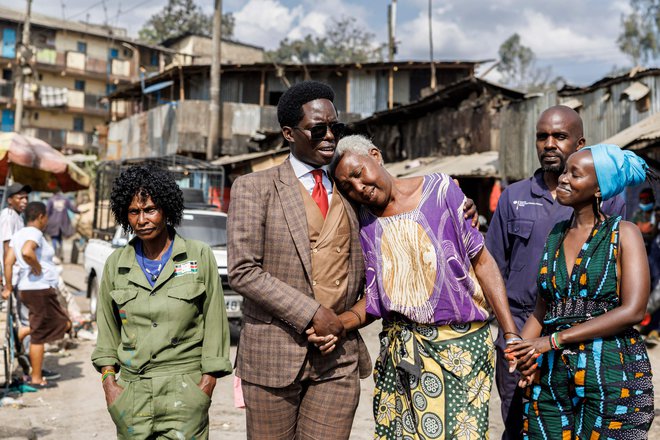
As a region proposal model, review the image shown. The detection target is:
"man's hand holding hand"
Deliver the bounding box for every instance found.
[311,305,344,337]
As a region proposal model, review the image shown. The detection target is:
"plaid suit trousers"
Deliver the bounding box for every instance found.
[242,362,360,440]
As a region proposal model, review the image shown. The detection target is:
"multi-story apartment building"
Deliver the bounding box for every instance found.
[0,6,173,152]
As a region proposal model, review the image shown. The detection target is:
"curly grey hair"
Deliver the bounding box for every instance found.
[330,135,381,176]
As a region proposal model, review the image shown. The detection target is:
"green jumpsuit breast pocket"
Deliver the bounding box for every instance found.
[166,281,206,345]
[110,289,139,350]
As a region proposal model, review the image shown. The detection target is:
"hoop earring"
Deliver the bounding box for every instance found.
[596,195,602,206]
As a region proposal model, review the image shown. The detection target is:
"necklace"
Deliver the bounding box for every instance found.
[143,262,163,282]
[139,242,166,282]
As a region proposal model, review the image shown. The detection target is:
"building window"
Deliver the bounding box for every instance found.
[77,41,87,54]
[106,83,117,95]
[33,112,39,120]
[151,51,159,66]
[74,80,85,91]
[2,69,11,80]
[73,117,84,132]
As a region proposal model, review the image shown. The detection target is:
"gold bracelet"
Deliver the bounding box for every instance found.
[347,309,362,326]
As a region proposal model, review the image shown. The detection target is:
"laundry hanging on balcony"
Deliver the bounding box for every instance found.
[40,86,68,107]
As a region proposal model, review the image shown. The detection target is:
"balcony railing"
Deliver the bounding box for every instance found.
[85,93,109,111]
[23,127,66,147]
[23,127,93,150]
[30,48,134,79]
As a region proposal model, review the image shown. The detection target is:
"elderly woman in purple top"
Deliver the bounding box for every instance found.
[321,135,518,440]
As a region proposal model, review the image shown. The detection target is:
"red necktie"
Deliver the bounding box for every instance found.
[311,169,328,218]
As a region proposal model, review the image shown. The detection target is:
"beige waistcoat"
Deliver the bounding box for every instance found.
[298,182,351,313]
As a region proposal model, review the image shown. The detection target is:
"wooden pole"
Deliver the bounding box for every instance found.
[345,71,351,113]
[206,0,222,160]
[428,0,436,91]
[14,0,32,133]
[388,1,396,109]
[178,65,185,101]
[259,70,265,106]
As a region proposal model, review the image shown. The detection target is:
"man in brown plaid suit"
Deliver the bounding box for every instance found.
[228,81,372,439]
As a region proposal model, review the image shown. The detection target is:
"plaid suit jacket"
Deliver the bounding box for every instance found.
[228,159,371,388]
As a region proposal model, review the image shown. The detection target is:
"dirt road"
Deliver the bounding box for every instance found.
[1,263,659,439]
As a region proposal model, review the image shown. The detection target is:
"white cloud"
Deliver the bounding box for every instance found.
[232,0,379,50]
[233,0,303,48]
[517,9,624,63]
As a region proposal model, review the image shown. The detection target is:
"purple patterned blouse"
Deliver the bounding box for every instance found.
[358,173,489,325]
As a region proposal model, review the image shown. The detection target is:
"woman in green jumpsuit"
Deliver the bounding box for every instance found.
[507,144,655,439]
[91,164,232,439]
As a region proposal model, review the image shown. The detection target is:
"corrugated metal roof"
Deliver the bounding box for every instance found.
[559,67,660,96]
[386,151,499,178]
[352,77,526,127]
[601,112,660,150]
[212,148,290,166]
[107,60,487,100]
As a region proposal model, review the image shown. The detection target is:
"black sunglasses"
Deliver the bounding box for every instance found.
[294,122,346,141]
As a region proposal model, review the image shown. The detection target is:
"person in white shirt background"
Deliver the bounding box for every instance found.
[4,202,71,387]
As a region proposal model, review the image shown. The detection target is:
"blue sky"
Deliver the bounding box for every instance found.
[0,0,640,86]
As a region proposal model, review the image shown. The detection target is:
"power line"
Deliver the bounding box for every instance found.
[114,0,158,18]
[66,0,108,20]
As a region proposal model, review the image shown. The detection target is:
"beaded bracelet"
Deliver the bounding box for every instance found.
[549,332,564,350]
[101,370,116,382]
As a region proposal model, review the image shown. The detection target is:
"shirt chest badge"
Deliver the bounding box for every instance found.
[512,200,543,210]
[174,260,198,277]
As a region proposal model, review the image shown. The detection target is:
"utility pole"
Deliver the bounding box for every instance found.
[428,0,436,91]
[206,0,222,161]
[387,0,397,109]
[14,0,33,133]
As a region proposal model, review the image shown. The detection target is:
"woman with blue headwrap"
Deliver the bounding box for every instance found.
[506,144,656,439]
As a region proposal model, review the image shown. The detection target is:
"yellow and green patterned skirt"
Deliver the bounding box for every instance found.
[374,319,494,440]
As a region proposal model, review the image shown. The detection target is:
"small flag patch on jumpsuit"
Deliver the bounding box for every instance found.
[174,261,198,277]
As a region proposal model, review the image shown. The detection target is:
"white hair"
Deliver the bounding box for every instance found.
[331,135,380,175]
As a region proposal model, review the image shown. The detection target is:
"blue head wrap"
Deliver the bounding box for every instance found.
[582,144,648,200]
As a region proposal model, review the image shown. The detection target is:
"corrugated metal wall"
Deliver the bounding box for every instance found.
[105,100,279,159]
[499,91,557,181]
[394,71,411,106]
[350,70,377,117]
[562,76,660,144]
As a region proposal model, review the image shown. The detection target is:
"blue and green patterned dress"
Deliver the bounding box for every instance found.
[525,215,655,439]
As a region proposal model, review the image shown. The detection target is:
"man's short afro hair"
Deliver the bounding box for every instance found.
[277,80,335,129]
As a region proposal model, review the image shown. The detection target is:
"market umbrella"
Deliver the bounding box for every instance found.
[0,132,91,193]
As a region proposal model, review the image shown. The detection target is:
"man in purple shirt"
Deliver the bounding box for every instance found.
[485,105,626,440]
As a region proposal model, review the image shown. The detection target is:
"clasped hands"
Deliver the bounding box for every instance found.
[306,305,345,356]
[504,336,552,387]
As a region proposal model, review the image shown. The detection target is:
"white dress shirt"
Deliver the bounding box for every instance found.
[289,154,333,207]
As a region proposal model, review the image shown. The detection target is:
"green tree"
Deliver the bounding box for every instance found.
[138,0,234,45]
[267,17,384,64]
[617,0,660,65]
[497,33,563,92]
